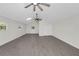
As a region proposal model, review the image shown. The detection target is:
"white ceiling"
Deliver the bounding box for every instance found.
[0,3,79,24]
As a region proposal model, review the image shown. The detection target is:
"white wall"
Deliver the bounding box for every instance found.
[39,20,53,36]
[0,17,26,46]
[26,20,39,34]
[52,16,79,49]
[26,19,53,36]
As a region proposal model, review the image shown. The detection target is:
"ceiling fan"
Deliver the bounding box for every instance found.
[24,3,50,11]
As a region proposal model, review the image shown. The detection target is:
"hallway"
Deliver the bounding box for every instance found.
[0,34,79,56]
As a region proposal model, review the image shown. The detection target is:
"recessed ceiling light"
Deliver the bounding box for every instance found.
[26,18,32,21]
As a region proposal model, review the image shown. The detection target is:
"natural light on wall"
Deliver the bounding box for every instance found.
[26,18,32,21]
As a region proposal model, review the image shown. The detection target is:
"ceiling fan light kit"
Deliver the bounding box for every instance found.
[34,18,42,21]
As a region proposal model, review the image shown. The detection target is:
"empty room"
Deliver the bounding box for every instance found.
[0,3,79,56]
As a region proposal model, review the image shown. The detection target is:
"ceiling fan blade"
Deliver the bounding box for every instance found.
[25,3,33,8]
[37,4,43,11]
[33,5,36,11]
[39,3,50,7]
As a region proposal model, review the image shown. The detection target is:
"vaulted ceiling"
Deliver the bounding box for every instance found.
[0,3,79,24]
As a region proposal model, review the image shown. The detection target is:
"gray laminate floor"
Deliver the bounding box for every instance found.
[0,34,79,56]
